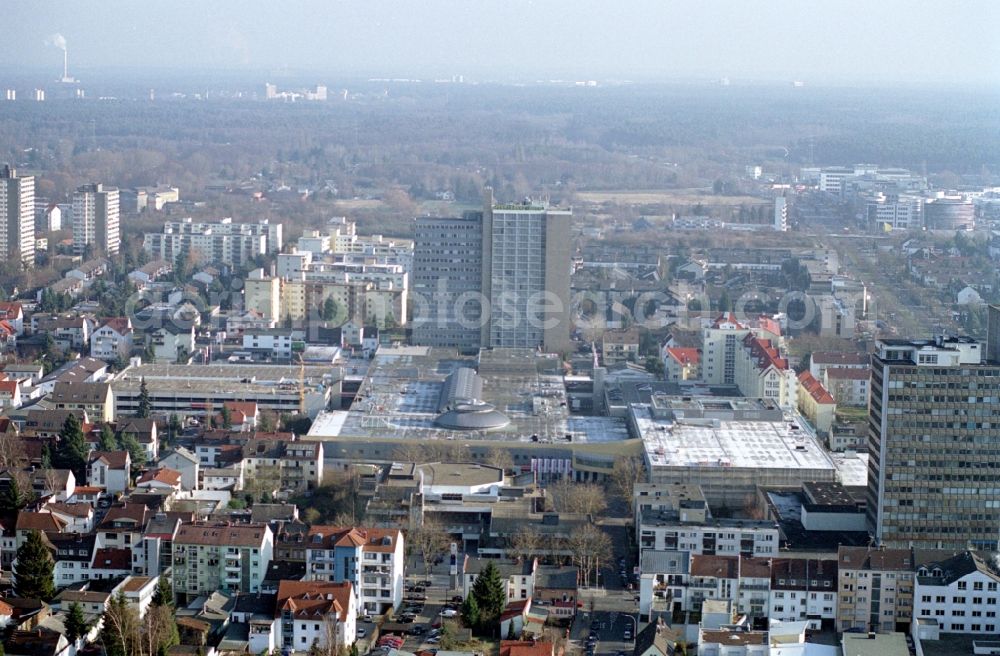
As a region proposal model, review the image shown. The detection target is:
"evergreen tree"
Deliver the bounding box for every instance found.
[120,432,146,474]
[54,414,90,482]
[137,378,152,418]
[100,591,136,656]
[65,601,91,643]
[220,404,232,430]
[460,593,480,629]
[151,574,174,608]
[14,529,55,600]
[40,443,51,469]
[0,474,30,512]
[470,561,506,630]
[99,424,119,451]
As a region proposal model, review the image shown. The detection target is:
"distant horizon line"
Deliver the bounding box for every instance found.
[0,64,997,92]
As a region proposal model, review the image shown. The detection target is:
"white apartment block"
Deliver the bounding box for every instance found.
[73,183,120,256]
[0,165,35,266]
[638,514,780,559]
[143,218,282,267]
[914,552,1000,636]
[304,526,404,615]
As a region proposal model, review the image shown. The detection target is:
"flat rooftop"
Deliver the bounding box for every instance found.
[633,400,836,472]
[308,346,630,444]
[113,362,341,394]
[416,462,503,489]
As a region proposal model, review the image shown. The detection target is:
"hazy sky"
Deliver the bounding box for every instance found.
[3,0,998,84]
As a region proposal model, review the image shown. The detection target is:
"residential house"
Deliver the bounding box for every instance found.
[66,259,109,284]
[119,574,159,618]
[32,469,76,501]
[822,367,869,407]
[602,328,641,364]
[796,370,836,435]
[171,522,274,604]
[0,378,22,409]
[662,347,700,382]
[687,555,738,613]
[118,417,159,461]
[275,580,356,652]
[97,503,150,572]
[638,549,690,619]
[48,532,96,587]
[0,302,25,335]
[89,547,134,580]
[88,451,132,495]
[223,401,259,432]
[533,565,579,621]
[140,511,187,577]
[158,447,199,490]
[146,323,195,363]
[127,260,172,290]
[463,557,538,604]
[304,525,404,614]
[230,593,279,655]
[633,619,677,656]
[808,352,868,381]
[4,628,69,656]
[43,501,95,533]
[136,467,183,492]
[90,318,134,361]
[50,381,114,422]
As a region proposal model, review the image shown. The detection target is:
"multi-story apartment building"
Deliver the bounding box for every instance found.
[767,557,838,629]
[837,546,920,633]
[142,218,281,267]
[734,333,790,407]
[242,437,324,494]
[275,580,357,652]
[867,324,1000,549]
[411,216,484,351]
[73,183,120,256]
[244,269,281,321]
[0,165,35,266]
[304,526,404,615]
[90,318,134,361]
[914,551,1000,635]
[171,522,274,604]
[701,313,750,385]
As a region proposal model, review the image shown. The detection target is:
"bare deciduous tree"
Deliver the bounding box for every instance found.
[548,480,607,517]
[568,523,612,587]
[507,525,542,562]
[408,515,452,578]
[610,456,646,513]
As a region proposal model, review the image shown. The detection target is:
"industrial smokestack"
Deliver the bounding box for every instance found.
[63,49,68,81]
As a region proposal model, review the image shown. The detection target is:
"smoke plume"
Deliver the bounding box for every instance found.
[46,33,67,51]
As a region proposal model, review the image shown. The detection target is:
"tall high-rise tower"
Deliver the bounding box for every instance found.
[411,189,573,353]
[480,188,572,352]
[867,333,1000,550]
[73,183,120,257]
[0,165,35,267]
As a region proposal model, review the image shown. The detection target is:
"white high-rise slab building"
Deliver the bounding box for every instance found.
[73,183,120,256]
[0,165,35,266]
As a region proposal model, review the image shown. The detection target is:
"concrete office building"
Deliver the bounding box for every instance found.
[482,189,572,352]
[0,165,35,266]
[143,217,281,267]
[73,183,120,256]
[411,216,484,351]
[868,314,1000,549]
[411,189,572,353]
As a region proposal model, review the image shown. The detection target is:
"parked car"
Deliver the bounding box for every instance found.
[440,609,458,618]
[357,628,367,639]
[426,638,440,645]
[451,595,464,603]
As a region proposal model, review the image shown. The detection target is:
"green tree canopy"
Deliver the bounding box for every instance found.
[14,529,55,600]
[54,414,90,482]
[470,561,506,630]
[65,601,91,643]
[137,378,152,418]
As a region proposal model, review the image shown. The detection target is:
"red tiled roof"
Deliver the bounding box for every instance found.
[665,347,700,366]
[92,547,132,570]
[307,526,401,552]
[98,317,132,335]
[175,521,268,547]
[798,370,836,405]
[275,580,352,621]
[137,468,182,486]
[0,380,20,394]
[712,312,745,329]
[16,511,66,532]
[743,334,788,371]
[90,450,130,469]
[223,402,258,422]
